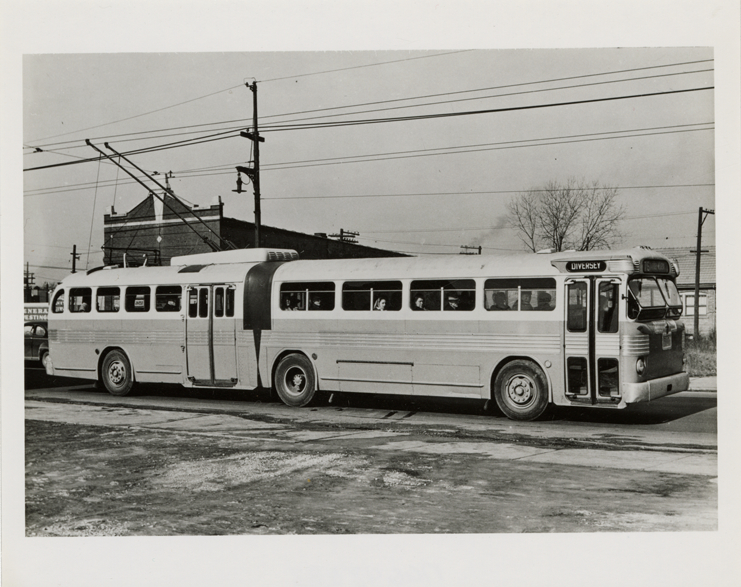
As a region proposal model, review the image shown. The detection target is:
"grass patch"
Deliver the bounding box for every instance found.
[685,329,717,377]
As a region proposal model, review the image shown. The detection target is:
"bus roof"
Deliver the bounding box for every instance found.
[54,247,676,289]
[56,261,262,288]
[272,247,676,282]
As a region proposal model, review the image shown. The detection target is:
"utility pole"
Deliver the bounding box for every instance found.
[240,82,265,248]
[24,262,35,302]
[70,244,80,273]
[692,207,714,338]
[329,229,359,244]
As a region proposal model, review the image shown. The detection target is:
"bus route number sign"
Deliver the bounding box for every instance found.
[565,261,606,273]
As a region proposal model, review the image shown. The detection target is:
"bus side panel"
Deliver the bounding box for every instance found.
[236,330,260,388]
[408,314,562,401]
[49,316,98,380]
[116,314,185,384]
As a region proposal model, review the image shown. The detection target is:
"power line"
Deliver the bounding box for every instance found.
[259,87,714,133]
[25,58,713,151]
[23,86,715,171]
[25,51,472,145]
[257,50,474,83]
[256,68,714,129]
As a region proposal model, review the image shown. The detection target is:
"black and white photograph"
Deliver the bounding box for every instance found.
[2,1,740,586]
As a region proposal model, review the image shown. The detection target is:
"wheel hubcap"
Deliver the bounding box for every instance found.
[109,361,125,386]
[285,367,306,395]
[506,375,534,405]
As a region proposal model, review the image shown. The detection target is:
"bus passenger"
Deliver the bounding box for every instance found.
[445,294,460,311]
[412,295,426,311]
[309,297,322,311]
[373,297,387,311]
[513,291,533,311]
[536,292,552,311]
[491,292,510,311]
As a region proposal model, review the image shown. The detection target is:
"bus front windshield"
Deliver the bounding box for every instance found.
[627,276,683,320]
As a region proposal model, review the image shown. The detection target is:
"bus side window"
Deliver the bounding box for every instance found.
[342,281,402,311]
[188,289,198,318]
[598,282,619,333]
[567,283,587,332]
[69,287,92,313]
[125,286,151,312]
[281,282,334,311]
[410,281,441,311]
[97,287,120,312]
[52,289,65,313]
[214,287,224,318]
[225,287,235,317]
[412,279,475,311]
[198,288,208,318]
[156,286,181,312]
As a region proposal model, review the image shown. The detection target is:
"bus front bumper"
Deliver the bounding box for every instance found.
[45,355,55,376]
[622,372,690,404]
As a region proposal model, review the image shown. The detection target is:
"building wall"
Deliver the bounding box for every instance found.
[678,286,716,337]
[103,192,406,267]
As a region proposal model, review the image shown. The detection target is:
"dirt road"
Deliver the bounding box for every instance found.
[24,382,717,535]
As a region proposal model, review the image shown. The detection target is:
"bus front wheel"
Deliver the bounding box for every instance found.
[101,350,135,397]
[274,354,317,407]
[493,360,549,421]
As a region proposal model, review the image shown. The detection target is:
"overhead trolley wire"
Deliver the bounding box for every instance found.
[24,59,713,153]
[22,86,714,173]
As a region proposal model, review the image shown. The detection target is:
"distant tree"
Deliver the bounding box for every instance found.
[507,178,625,252]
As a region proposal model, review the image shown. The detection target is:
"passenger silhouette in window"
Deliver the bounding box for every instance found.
[491,292,510,311]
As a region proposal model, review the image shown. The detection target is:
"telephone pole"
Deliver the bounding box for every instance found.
[329,229,359,244]
[692,207,714,338]
[240,81,265,248]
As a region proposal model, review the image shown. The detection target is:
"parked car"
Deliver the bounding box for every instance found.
[24,321,50,369]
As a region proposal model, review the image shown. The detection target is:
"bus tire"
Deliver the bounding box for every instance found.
[101,350,135,397]
[493,360,549,421]
[274,354,317,407]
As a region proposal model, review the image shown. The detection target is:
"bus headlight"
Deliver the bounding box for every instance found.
[636,357,646,375]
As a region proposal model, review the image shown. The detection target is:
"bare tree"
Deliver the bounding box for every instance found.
[507,178,624,252]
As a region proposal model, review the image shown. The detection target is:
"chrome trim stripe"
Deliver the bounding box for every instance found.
[337,359,414,366]
[266,332,560,353]
[320,376,483,388]
[54,330,183,344]
[622,334,650,355]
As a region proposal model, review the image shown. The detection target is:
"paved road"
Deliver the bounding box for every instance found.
[24,373,717,535]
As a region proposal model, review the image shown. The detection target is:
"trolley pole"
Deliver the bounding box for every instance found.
[241,82,265,248]
[692,207,714,338]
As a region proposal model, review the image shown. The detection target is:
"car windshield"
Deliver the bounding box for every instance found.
[627,276,682,320]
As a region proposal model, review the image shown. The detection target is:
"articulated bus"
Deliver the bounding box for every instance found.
[46,246,689,421]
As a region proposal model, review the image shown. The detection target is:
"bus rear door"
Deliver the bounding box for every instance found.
[564,277,622,404]
[185,285,238,387]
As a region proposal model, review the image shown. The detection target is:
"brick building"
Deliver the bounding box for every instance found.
[103,192,406,267]
[657,247,716,337]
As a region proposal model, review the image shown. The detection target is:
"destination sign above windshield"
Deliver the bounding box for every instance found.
[565,261,607,272]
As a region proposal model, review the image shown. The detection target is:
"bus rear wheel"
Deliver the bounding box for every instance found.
[493,360,549,421]
[101,350,135,397]
[274,354,317,407]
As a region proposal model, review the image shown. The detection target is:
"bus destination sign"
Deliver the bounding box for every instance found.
[565,260,606,273]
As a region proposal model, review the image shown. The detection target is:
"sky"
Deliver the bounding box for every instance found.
[22,48,716,283]
[3,2,740,586]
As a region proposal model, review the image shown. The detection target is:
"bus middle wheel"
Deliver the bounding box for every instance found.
[493,360,549,421]
[274,354,317,407]
[101,349,135,397]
